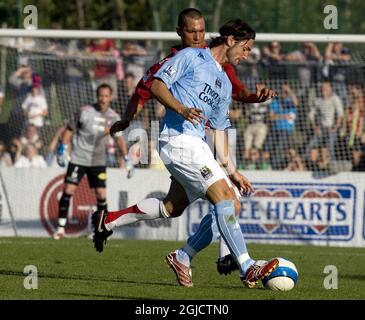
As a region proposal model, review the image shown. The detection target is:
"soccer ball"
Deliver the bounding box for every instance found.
[262,257,298,291]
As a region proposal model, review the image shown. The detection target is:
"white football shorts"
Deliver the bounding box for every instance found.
[159,134,240,203]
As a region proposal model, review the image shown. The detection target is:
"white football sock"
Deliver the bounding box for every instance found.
[105,198,166,229]
[219,238,231,258]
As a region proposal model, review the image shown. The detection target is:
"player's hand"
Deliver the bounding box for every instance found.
[254,84,276,102]
[56,143,68,167]
[180,107,207,126]
[110,119,130,137]
[124,155,135,179]
[239,84,276,103]
[228,170,254,196]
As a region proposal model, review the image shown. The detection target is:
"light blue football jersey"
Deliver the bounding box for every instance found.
[154,47,232,139]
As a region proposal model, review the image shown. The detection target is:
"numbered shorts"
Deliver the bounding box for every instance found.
[159,134,234,203]
[65,162,107,188]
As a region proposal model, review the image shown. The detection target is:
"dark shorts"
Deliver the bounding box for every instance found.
[65,163,107,188]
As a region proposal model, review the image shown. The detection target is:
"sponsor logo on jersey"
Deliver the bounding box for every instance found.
[163,65,177,78]
[187,182,356,242]
[198,82,222,111]
[200,166,213,180]
[98,172,107,180]
[215,78,222,89]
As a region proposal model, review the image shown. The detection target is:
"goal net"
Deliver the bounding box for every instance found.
[0,32,364,173]
[0,31,364,242]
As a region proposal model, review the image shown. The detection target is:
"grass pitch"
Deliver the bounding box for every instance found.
[0,237,364,300]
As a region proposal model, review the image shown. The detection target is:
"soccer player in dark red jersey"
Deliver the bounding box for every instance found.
[97,8,275,277]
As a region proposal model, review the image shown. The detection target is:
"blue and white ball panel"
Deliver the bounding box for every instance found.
[262,257,298,291]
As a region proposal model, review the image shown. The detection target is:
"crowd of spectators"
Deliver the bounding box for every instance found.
[0,37,364,172]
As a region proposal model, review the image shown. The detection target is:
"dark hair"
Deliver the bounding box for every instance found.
[210,19,256,48]
[177,8,203,29]
[97,83,113,95]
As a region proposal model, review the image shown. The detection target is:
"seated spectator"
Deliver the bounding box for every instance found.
[20,124,44,153]
[86,39,119,98]
[351,143,365,171]
[307,81,344,160]
[305,147,321,171]
[323,42,351,81]
[9,58,33,94]
[237,46,261,81]
[261,150,272,170]
[243,100,269,160]
[285,42,322,86]
[21,83,48,128]
[323,42,352,100]
[239,147,270,170]
[266,84,299,169]
[124,72,136,98]
[284,148,306,171]
[262,41,287,79]
[122,41,147,85]
[45,126,71,167]
[318,147,331,171]
[9,138,23,164]
[0,140,12,168]
[340,84,364,149]
[8,59,34,137]
[14,144,47,168]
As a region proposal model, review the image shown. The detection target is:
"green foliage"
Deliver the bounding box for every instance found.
[0,0,364,33]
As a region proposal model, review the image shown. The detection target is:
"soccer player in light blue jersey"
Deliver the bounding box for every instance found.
[104,9,276,278]
[148,19,278,288]
[92,18,278,289]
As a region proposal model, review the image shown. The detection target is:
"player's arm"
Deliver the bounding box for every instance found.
[110,93,145,136]
[209,128,253,195]
[150,78,206,125]
[224,64,276,103]
[56,126,73,167]
[60,126,73,145]
[114,134,128,158]
[110,55,173,136]
[111,120,135,178]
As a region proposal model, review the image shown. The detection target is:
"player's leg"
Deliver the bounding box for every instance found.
[162,135,242,286]
[87,166,115,252]
[91,175,191,252]
[102,177,189,230]
[206,179,278,288]
[88,166,108,211]
[205,178,255,273]
[216,186,240,275]
[174,182,239,273]
[53,163,84,240]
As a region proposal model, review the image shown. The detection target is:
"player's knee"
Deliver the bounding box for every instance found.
[162,201,185,218]
[169,207,185,218]
[97,198,107,211]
